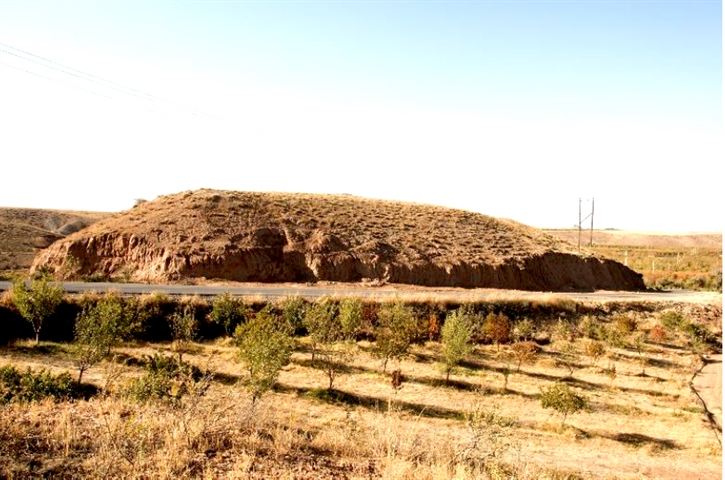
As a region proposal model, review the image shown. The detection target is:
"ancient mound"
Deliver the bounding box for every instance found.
[30,190,645,291]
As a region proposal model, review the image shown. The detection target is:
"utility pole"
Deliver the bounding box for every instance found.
[589,198,595,247]
[578,198,582,252]
[577,198,595,252]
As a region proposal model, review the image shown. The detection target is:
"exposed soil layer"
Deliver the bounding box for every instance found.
[30,190,645,291]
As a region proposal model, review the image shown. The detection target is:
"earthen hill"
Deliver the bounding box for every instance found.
[31,190,645,291]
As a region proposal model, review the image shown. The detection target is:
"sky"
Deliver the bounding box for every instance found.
[0,1,722,233]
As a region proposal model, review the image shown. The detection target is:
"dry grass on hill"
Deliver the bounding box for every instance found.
[76,190,576,263]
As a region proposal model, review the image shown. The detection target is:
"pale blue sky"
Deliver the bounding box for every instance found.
[0,1,722,232]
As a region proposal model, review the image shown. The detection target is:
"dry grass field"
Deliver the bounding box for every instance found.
[1,293,721,479]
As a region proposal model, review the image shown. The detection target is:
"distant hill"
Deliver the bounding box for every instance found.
[545,229,722,249]
[29,190,644,291]
[0,207,108,274]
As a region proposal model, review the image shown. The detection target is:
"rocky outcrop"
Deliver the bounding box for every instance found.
[30,190,645,291]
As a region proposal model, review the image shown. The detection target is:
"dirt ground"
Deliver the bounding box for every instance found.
[692,354,722,432]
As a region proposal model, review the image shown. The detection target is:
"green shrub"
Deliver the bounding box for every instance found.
[661,311,685,331]
[304,299,341,360]
[338,298,363,338]
[540,382,587,427]
[123,354,205,404]
[373,302,418,372]
[11,276,64,345]
[577,315,605,340]
[0,365,82,403]
[282,295,307,335]
[208,292,246,336]
[513,317,536,341]
[168,306,198,362]
[235,310,294,403]
[441,308,474,382]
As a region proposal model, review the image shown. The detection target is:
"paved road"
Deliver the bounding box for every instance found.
[0,280,719,303]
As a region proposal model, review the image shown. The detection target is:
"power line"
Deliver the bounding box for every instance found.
[0,43,222,121]
[0,61,117,101]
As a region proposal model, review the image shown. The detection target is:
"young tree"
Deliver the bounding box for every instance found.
[11,276,64,345]
[305,299,357,390]
[441,308,474,383]
[483,312,511,351]
[583,339,606,367]
[514,318,536,341]
[511,340,539,373]
[282,295,307,335]
[235,309,293,404]
[373,302,418,372]
[169,306,197,363]
[208,292,245,336]
[338,298,363,339]
[540,382,587,427]
[304,299,340,361]
[72,299,121,384]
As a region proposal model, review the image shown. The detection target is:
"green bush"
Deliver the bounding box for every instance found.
[338,298,363,339]
[235,310,294,403]
[304,299,341,360]
[441,308,474,382]
[661,311,685,331]
[123,354,205,404]
[168,306,198,362]
[540,382,586,427]
[513,317,536,341]
[282,295,307,335]
[0,365,82,403]
[577,315,605,340]
[11,276,64,345]
[208,292,246,335]
[373,302,418,372]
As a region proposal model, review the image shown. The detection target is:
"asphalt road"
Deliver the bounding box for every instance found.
[0,280,719,303]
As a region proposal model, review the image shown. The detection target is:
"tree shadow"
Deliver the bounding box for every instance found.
[291,357,369,375]
[274,383,464,420]
[1,342,69,357]
[213,371,244,386]
[603,432,680,450]
[403,373,488,393]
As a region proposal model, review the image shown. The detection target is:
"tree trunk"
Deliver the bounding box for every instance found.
[35,331,40,346]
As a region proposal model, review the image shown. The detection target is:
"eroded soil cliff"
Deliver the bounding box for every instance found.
[30,190,645,291]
